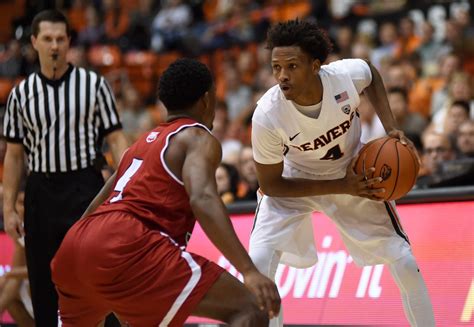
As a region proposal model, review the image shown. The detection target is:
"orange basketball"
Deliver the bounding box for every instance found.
[354,136,420,201]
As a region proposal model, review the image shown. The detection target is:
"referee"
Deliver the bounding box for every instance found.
[2,10,128,326]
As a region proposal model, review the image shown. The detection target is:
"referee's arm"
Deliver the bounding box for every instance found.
[3,90,25,239]
[106,130,128,168]
[3,142,25,239]
[97,77,129,168]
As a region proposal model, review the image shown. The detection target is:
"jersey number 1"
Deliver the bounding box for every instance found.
[320,144,343,160]
[110,158,143,203]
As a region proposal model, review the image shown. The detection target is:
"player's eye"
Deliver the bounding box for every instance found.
[289,64,297,69]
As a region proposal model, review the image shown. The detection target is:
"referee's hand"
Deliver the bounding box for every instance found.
[4,211,24,240]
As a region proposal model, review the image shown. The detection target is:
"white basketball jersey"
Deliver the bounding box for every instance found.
[252,59,371,179]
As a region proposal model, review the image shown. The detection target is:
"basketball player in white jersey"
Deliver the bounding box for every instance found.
[249,20,435,327]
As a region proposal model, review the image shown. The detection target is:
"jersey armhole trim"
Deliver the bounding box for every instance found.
[160,123,211,185]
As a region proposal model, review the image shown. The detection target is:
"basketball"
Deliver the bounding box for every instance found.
[354,136,420,201]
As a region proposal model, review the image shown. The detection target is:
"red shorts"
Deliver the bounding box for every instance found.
[51,211,224,327]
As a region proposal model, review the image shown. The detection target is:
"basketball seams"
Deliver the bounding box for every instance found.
[372,137,392,198]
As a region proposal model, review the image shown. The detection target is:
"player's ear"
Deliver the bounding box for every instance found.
[202,91,210,109]
[312,59,321,74]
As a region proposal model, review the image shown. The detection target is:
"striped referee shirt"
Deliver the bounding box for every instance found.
[3,64,122,173]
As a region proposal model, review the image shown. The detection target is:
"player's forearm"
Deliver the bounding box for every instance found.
[2,149,24,214]
[192,195,257,275]
[364,62,398,133]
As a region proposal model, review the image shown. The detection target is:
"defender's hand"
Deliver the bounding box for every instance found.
[243,269,281,319]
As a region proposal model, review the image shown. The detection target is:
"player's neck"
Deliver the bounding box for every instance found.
[167,113,200,124]
[293,75,323,106]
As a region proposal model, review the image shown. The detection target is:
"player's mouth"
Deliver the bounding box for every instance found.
[280,84,291,92]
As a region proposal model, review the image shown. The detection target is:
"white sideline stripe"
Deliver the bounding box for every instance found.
[160,123,211,186]
[159,251,202,326]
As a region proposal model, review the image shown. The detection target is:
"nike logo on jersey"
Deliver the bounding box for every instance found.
[289,132,301,141]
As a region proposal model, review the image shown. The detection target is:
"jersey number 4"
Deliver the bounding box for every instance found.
[110,158,143,203]
[320,144,344,160]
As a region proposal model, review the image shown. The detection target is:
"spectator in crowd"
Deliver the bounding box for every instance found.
[211,100,230,142]
[394,16,421,59]
[118,84,150,142]
[236,145,258,202]
[126,0,155,50]
[334,25,353,58]
[19,43,40,76]
[224,66,253,121]
[419,131,456,177]
[442,19,463,54]
[417,22,445,75]
[441,101,471,136]
[77,4,104,47]
[351,38,371,61]
[384,61,411,91]
[370,21,397,69]
[216,162,240,204]
[103,0,130,48]
[150,0,193,52]
[387,87,427,142]
[431,73,473,132]
[418,130,474,188]
[430,53,462,116]
[0,40,24,78]
[456,119,474,158]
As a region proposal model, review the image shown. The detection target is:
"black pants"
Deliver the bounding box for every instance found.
[24,167,107,326]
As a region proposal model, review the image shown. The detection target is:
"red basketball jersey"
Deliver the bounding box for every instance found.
[91,118,210,247]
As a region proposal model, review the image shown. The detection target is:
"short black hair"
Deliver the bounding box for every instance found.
[266,19,333,63]
[158,58,213,112]
[32,9,71,37]
[387,87,408,101]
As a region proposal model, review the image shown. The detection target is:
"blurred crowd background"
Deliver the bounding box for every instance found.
[0,0,472,207]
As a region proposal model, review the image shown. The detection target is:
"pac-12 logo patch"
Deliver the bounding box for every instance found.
[341,104,351,114]
[146,131,159,143]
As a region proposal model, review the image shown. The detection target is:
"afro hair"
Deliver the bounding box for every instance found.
[266,19,333,63]
[158,58,213,112]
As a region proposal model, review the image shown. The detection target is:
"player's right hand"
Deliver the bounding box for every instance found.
[343,157,385,201]
[243,269,281,319]
[3,211,24,240]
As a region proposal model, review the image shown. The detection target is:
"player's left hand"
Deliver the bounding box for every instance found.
[387,129,421,165]
[243,269,281,319]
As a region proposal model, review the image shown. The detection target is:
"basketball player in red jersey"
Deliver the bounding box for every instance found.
[51,58,280,326]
